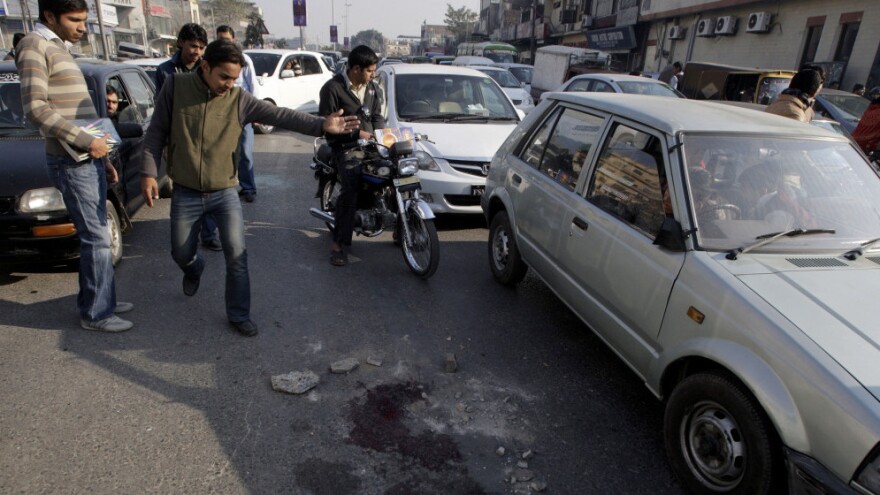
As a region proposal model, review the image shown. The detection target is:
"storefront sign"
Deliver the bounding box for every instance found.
[587,26,636,51]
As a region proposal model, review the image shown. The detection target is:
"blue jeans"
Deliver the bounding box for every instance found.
[45,154,117,321]
[170,185,250,322]
[201,123,255,243]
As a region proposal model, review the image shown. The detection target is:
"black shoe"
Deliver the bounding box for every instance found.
[230,319,258,337]
[202,239,223,251]
[183,273,201,296]
[241,191,256,203]
[330,249,347,266]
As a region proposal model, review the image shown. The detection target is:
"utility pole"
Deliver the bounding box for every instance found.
[344,1,351,49]
[529,0,537,63]
[331,0,336,51]
[95,0,110,60]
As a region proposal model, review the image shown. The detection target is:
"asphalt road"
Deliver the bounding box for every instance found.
[0,130,683,495]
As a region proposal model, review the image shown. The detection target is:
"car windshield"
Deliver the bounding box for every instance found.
[682,134,880,253]
[507,67,533,85]
[248,53,281,77]
[477,68,521,88]
[484,50,516,63]
[616,81,680,97]
[0,79,38,132]
[820,93,870,122]
[394,73,518,121]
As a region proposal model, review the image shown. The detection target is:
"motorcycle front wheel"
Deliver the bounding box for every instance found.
[400,207,439,279]
[320,179,341,233]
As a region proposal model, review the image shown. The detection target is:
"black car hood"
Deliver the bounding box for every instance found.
[0,132,49,197]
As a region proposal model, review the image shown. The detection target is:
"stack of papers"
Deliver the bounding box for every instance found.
[60,118,121,162]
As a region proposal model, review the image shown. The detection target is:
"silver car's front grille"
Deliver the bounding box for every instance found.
[449,160,490,177]
[786,258,848,268]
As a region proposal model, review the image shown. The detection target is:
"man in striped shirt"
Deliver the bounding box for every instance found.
[15,0,134,332]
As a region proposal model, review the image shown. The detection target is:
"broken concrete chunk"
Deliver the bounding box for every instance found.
[495,446,506,456]
[530,480,548,492]
[517,460,529,469]
[445,353,458,373]
[271,370,319,395]
[366,356,383,367]
[330,357,360,374]
[515,469,535,482]
[522,449,535,460]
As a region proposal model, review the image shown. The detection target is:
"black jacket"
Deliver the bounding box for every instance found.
[318,74,385,149]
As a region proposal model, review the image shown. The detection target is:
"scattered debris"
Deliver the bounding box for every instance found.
[530,480,548,492]
[330,357,360,374]
[366,356,383,367]
[515,469,535,482]
[522,449,535,460]
[445,353,458,373]
[496,446,506,456]
[271,370,319,395]
[517,460,529,469]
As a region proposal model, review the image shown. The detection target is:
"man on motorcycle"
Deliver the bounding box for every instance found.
[318,45,386,266]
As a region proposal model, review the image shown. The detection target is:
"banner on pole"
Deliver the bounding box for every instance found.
[330,25,338,43]
[344,37,350,49]
[293,0,307,27]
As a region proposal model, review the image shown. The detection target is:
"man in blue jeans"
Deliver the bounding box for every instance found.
[141,40,358,336]
[16,0,133,332]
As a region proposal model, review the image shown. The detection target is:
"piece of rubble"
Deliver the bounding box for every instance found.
[495,446,506,456]
[522,449,535,460]
[530,480,548,492]
[271,370,319,395]
[517,460,529,469]
[515,469,535,482]
[330,358,360,374]
[366,356,383,367]
[445,353,458,373]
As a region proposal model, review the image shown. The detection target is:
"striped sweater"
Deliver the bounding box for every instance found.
[15,30,98,156]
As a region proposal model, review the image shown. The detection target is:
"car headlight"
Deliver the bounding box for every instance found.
[854,445,880,494]
[19,187,66,213]
[398,157,419,176]
[413,150,440,172]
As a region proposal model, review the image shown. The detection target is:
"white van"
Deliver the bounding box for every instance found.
[451,56,495,67]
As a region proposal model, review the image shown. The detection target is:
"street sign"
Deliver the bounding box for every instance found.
[293,0,306,27]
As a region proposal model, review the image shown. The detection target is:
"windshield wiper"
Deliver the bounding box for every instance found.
[402,113,450,122]
[842,237,880,260]
[726,228,836,260]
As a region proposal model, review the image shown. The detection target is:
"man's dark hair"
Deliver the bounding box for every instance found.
[217,25,235,39]
[12,32,25,48]
[202,39,245,68]
[348,45,378,70]
[789,69,823,96]
[177,23,208,46]
[853,83,865,93]
[673,61,683,71]
[38,0,88,23]
[799,64,826,84]
[106,86,117,96]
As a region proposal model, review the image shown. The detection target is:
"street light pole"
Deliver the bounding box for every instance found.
[331,0,336,51]
[95,0,110,60]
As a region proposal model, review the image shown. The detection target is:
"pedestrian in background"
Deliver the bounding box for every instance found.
[765,68,822,123]
[140,40,359,337]
[3,32,25,60]
[669,62,684,90]
[16,0,133,332]
[155,23,207,93]
[853,84,866,97]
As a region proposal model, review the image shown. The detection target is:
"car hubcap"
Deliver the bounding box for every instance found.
[492,227,510,270]
[681,401,745,490]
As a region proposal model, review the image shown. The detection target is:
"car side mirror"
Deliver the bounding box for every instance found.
[653,217,687,252]
[114,122,143,139]
[280,69,295,79]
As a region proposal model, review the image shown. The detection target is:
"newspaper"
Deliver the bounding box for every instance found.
[59,118,120,162]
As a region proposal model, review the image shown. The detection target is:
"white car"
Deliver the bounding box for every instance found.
[470,65,535,114]
[375,64,521,214]
[494,62,534,93]
[122,57,169,88]
[540,72,683,102]
[244,49,332,133]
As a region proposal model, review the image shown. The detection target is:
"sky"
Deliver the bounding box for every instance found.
[251,0,481,45]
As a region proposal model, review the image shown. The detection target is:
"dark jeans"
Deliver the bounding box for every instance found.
[333,152,363,247]
[45,154,117,321]
[170,186,250,322]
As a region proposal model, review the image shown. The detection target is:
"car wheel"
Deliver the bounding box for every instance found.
[488,211,527,286]
[664,371,783,495]
[254,100,276,134]
[158,177,173,198]
[106,201,123,266]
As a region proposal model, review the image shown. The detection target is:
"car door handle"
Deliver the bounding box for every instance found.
[572,217,588,231]
[512,173,522,185]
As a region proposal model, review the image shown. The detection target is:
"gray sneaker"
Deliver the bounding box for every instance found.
[81,315,134,332]
[114,302,134,313]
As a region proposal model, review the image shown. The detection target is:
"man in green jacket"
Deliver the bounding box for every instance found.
[141,40,357,336]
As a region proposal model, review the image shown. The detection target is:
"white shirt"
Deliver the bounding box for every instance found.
[34,22,73,50]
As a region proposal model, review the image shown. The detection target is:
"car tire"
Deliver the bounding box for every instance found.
[254,100,276,134]
[488,211,527,286]
[106,201,123,266]
[664,371,783,495]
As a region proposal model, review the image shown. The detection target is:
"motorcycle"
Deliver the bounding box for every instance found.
[308,130,440,279]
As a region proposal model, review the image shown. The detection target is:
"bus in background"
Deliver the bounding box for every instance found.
[456,42,517,63]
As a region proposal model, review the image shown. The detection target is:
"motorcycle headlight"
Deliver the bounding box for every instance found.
[414,150,440,172]
[854,445,880,494]
[19,187,66,213]
[398,157,419,176]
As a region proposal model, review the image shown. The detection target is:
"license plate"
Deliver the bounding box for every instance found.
[471,185,485,196]
[394,176,420,187]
